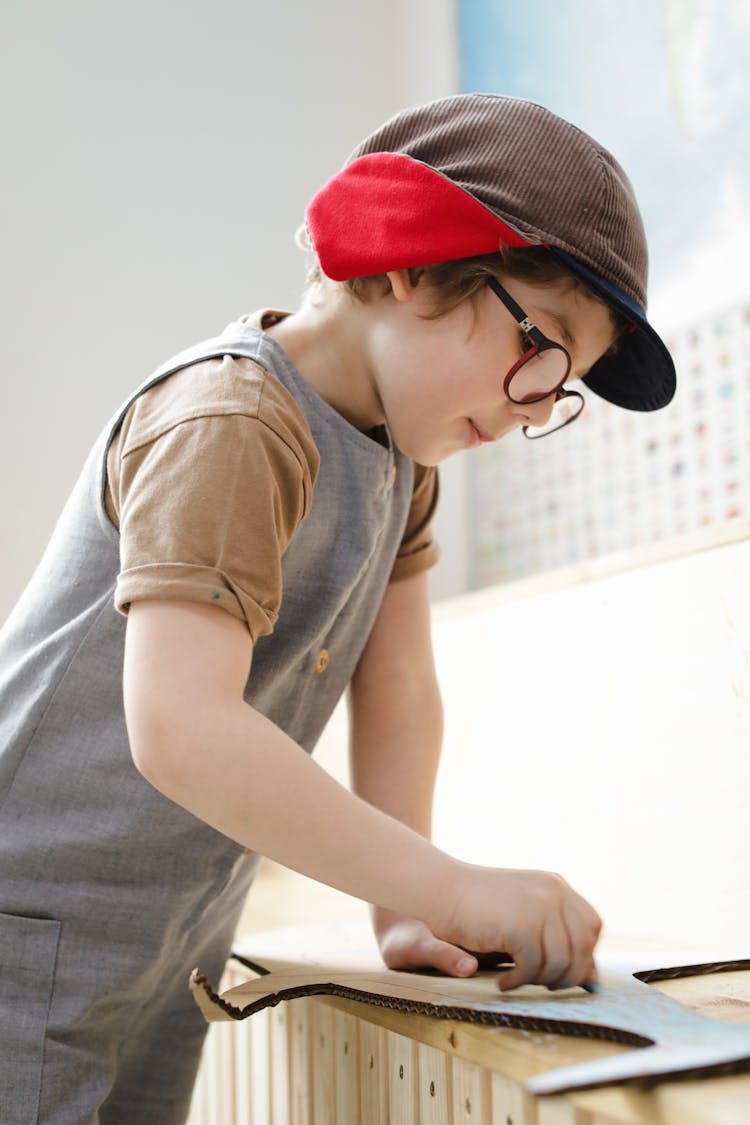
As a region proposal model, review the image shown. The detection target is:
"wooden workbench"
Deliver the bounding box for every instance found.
[188,946,750,1124]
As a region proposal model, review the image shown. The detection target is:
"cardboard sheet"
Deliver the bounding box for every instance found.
[189,922,750,1094]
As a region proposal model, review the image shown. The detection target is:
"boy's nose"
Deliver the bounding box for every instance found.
[523,393,557,427]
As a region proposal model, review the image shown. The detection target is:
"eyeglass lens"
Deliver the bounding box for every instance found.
[508,346,569,403]
[524,393,583,439]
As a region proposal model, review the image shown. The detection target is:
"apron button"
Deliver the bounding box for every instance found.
[315,648,330,674]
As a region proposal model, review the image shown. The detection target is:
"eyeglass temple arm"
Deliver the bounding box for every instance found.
[485,277,541,340]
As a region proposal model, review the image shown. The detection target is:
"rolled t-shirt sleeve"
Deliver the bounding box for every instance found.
[390,463,441,582]
[107,357,319,640]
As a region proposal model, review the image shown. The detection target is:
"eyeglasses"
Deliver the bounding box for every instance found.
[486,276,585,439]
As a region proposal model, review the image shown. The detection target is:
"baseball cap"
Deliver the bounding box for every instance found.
[305,93,675,412]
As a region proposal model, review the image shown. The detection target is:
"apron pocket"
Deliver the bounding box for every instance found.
[0,912,61,1125]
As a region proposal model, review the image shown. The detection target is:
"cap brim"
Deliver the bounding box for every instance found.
[549,248,676,412]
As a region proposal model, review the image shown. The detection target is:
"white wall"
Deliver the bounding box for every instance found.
[1,0,458,622]
[431,521,750,950]
[283,520,750,952]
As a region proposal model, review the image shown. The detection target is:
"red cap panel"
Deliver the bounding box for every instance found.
[306,152,533,280]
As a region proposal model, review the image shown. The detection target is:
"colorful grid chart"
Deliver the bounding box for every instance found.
[471,301,750,586]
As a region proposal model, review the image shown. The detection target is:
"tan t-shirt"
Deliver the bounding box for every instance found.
[105,321,440,640]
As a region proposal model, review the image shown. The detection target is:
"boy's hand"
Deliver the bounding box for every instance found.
[424,863,602,992]
[372,908,481,979]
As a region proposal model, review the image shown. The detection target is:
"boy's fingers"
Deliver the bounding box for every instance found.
[561,899,602,988]
[391,934,478,977]
[380,923,478,977]
[495,904,598,992]
[496,941,541,991]
[430,941,479,977]
[538,912,572,987]
[584,958,600,987]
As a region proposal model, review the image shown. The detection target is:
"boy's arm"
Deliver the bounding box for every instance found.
[124,598,602,991]
[348,571,475,974]
[348,571,441,841]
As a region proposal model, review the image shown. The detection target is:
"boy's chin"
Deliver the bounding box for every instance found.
[401,447,443,468]
[396,435,464,467]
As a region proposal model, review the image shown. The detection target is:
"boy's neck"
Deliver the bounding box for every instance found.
[266,287,385,434]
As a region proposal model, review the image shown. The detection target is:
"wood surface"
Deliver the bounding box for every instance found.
[189,936,750,1124]
[188,980,750,1125]
[191,926,750,1096]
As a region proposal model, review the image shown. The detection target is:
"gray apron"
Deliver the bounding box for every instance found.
[0,323,414,1124]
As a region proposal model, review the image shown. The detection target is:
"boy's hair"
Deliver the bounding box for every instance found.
[299,226,628,346]
[303,94,676,413]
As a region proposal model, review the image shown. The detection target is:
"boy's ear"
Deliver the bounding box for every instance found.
[386,269,423,302]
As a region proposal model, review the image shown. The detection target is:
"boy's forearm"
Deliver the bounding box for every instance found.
[348,675,444,840]
[129,691,454,927]
[347,569,444,841]
[349,674,444,939]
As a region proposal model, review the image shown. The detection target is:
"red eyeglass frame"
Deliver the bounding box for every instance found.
[486,276,585,438]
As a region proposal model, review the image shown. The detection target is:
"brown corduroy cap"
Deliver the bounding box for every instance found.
[306,93,675,412]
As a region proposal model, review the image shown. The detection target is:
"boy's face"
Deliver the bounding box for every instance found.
[369,273,616,467]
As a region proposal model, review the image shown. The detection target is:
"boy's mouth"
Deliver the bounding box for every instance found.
[468,419,497,445]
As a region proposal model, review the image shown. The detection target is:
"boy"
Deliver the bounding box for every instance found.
[0,94,675,1124]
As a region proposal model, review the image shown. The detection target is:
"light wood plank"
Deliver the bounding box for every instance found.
[452,1057,491,1123]
[418,1042,453,1125]
[232,1014,255,1125]
[334,1009,360,1124]
[387,1029,419,1124]
[270,1003,291,1125]
[648,970,750,1024]
[322,993,750,1124]
[288,999,313,1125]
[250,1010,272,1125]
[359,1020,388,1125]
[312,1001,337,1125]
[221,967,260,1125]
[203,1020,236,1125]
[223,1008,272,1125]
[537,1098,593,1125]
[323,997,624,1087]
[490,1071,538,1125]
[572,1075,750,1125]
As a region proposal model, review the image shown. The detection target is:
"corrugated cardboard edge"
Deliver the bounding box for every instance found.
[190,957,750,1035]
[189,970,236,1023]
[188,965,650,1044]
